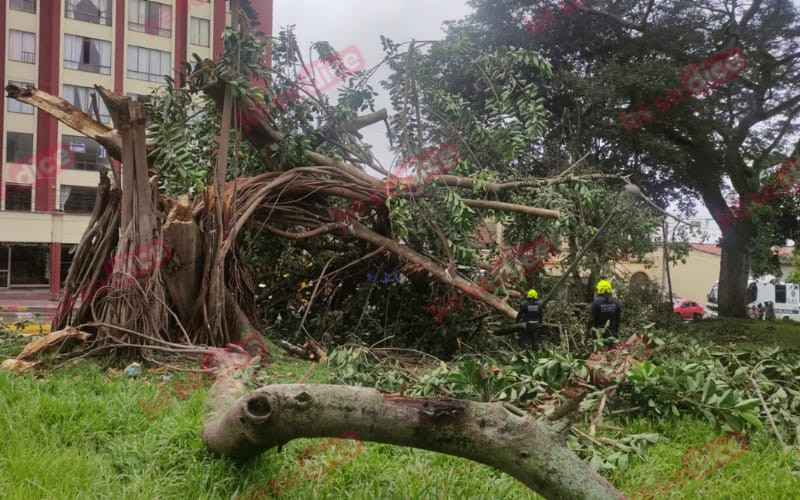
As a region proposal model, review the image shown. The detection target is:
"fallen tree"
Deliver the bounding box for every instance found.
[1,2,640,496]
[2,0,641,355]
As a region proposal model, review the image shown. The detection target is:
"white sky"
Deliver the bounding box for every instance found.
[274,0,473,168]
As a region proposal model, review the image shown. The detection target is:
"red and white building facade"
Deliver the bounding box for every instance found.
[0,0,273,296]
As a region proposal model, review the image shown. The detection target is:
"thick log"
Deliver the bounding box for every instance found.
[202,384,623,499]
[278,340,308,359]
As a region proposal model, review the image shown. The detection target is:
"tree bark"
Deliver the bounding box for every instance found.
[203,383,623,499]
[718,221,754,317]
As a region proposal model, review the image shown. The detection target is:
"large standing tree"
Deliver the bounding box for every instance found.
[419,0,800,316]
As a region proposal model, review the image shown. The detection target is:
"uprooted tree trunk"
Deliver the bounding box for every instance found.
[202,382,623,499]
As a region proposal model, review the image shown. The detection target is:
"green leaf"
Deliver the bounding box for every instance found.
[739,411,763,429]
[733,398,760,411]
[702,378,716,402]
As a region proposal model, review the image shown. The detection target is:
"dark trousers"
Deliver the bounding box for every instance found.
[519,321,541,350]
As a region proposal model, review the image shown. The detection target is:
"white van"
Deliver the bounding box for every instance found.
[706,276,800,321]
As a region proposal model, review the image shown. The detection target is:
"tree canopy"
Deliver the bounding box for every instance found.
[416,0,800,316]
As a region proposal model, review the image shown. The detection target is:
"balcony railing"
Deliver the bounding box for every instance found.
[64,59,112,75]
[128,21,171,38]
[14,51,36,64]
[10,0,36,13]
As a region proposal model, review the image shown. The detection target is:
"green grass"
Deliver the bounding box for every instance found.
[688,317,800,351]
[0,353,539,499]
[1,338,799,499]
[612,418,800,499]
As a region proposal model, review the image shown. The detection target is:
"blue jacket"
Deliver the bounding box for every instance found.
[517,299,544,324]
[587,295,621,334]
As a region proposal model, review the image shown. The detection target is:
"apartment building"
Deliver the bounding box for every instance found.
[0,0,273,296]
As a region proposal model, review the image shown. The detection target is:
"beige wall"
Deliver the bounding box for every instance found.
[621,248,796,305]
[621,248,719,303]
[0,211,90,244]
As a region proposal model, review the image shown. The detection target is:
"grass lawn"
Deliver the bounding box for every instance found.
[688,317,800,351]
[1,334,799,498]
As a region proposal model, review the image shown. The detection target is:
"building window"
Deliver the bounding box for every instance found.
[64,34,112,75]
[8,244,49,285]
[59,186,97,213]
[61,135,109,171]
[63,85,111,123]
[190,17,210,47]
[9,30,36,64]
[129,0,172,37]
[127,46,171,82]
[10,0,36,14]
[6,133,34,164]
[65,0,113,26]
[4,184,33,211]
[7,81,34,114]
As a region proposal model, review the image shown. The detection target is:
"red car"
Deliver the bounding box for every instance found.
[674,298,705,320]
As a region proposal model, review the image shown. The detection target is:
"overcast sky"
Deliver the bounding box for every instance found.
[274,0,473,167]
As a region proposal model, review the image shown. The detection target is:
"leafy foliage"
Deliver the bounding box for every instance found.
[327,329,800,471]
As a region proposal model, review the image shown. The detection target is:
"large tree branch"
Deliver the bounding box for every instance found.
[202,383,623,499]
[576,4,645,33]
[317,109,389,137]
[5,84,122,159]
[439,173,623,193]
[732,94,800,149]
[462,199,560,218]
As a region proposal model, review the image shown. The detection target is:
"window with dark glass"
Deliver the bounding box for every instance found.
[64,34,111,75]
[4,184,32,211]
[61,135,109,171]
[6,133,33,164]
[60,245,78,283]
[10,0,36,13]
[776,284,787,303]
[9,30,36,64]
[7,81,34,114]
[9,244,48,285]
[65,0,113,26]
[129,0,172,37]
[127,46,171,82]
[62,85,111,123]
[59,186,97,213]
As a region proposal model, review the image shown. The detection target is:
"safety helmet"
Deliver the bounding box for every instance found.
[596,279,613,295]
[527,288,538,299]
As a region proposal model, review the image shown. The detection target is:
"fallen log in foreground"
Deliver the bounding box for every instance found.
[202,383,623,499]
